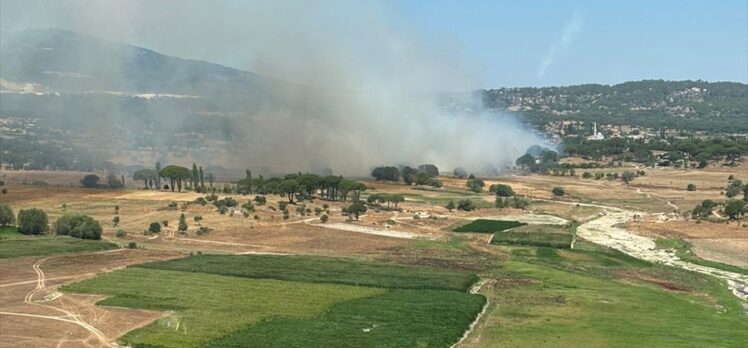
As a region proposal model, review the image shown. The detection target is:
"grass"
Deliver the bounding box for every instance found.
[207,289,486,348]
[136,254,478,291]
[477,249,748,347]
[0,228,117,259]
[62,267,383,348]
[453,219,527,233]
[490,224,574,249]
[655,238,748,275]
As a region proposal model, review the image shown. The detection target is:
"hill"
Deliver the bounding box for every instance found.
[482,80,748,133]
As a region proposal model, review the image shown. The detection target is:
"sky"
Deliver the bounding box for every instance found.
[1,0,747,88]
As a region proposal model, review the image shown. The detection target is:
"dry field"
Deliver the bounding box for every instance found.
[0,249,180,347]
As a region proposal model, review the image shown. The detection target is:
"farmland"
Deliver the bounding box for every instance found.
[63,255,485,348]
[0,160,747,347]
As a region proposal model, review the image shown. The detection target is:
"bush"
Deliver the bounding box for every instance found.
[320,214,329,223]
[54,213,103,240]
[457,199,475,211]
[0,203,15,226]
[582,172,593,179]
[127,242,138,249]
[148,222,161,233]
[279,201,289,211]
[194,197,208,206]
[253,195,267,205]
[162,220,169,227]
[465,179,485,193]
[489,184,515,197]
[80,174,100,188]
[178,213,188,232]
[214,197,238,208]
[196,226,211,235]
[552,187,565,197]
[242,202,255,212]
[112,215,120,227]
[116,230,127,238]
[687,183,697,191]
[17,208,48,235]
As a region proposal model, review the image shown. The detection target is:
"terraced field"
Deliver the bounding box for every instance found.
[62,254,486,348]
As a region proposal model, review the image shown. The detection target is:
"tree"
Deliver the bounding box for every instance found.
[466,178,485,193]
[155,161,163,189]
[207,173,215,189]
[346,202,367,220]
[194,215,203,225]
[724,200,746,220]
[445,200,456,212]
[320,214,329,223]
[687,183,697,191]
[418,164,439,177]
[453,167,468,178]
[490,184,515,197]
[401,166,418,185]
[54,213,102,240]
[17,208,48,235]
[133,169,157,189]
[80,174,100,188]
[621,171,636,184]
[148,222,161,233]
[457,199,475,211]
[192,163,200,191]
[515,154,535,169]
[178,213,188,233]
[199,166,206,192]
[279,179,301,204]
[0,204,15,226]
[371,166,400,181]
[552,187,565,198]
[112,215,120,227]
[159,165,191,192]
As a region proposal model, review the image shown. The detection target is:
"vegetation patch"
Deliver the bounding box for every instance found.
[453,219,527,233]
[208,289,485,348]
[655,238,748,275]
[62,268,383,348]
[0,232,117,259]
[492,231,572,249]
[137,254,477,291]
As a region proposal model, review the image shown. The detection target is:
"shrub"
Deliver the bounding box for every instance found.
[54,213,103,240]
[194,215,203,224]
[445,200,456,211]
[582,172,593,179]
[552,187,565,197]
[465,179,485,193]
[148,222,161,233]
[112,215,120,227]
[279,201,289,211]
[162,220,169,227]
[457,199,475,211]
[320,214,329,223]
[214,197,238,208]
[178,213,188,232]
[687,183,697,191]
[194,197,208,206]
[219,206,228,215]
[80,174,100,188]
[116,230,127,238]
[196,226,210,235]
[127,242,138,249]
[489,184,515,197]
[242,202,255,212]
[17,208,48,235]
[0,203,15,226]
[168,201,178,208]
[253,195,267,205]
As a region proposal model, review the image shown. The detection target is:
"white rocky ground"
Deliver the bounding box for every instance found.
[576,210,748,301]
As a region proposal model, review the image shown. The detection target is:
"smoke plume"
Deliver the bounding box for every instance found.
[0,0,546,176]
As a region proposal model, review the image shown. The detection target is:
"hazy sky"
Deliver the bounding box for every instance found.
[2,0,746,88]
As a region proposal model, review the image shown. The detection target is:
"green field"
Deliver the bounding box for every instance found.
[453,219,527,233]
[477,247,748,347]
[0,227,118,259]
[63,254,485,348]
[208,289,485,347]
[136,254,478,291]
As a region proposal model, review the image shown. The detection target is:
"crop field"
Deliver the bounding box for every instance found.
[490,224,574,249]
[137,254,478,291]
[0,227,118,259]
[62,254,485,348]
[453,219,527,233]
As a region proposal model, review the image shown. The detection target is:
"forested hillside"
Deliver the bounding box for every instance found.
[482,80,748,133]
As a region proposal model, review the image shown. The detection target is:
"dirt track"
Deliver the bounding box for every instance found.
[0,249,180,347]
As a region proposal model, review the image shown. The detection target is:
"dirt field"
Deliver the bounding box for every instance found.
[0,249,180,347]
